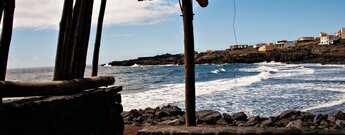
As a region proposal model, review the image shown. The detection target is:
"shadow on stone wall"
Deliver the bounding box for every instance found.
[0,87,124,135]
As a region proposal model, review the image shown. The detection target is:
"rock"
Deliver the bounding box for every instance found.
[333,111,345,120]
[335,120,345,128]
[231,112,248,121]
[301,112,315,121]
[121,111,130,118]
[127,109,141,121]
[154,109,167,118]
[313,114,324,125]
[261,117,275,127]
[216,117,228,125]
[247,116,261,125]
[319,120,330,128]
[279,110,299,120]
[196,110,222,124]
[223,113,233,124]
[133,116,143,124]
[143,107,156,114]
[327,115,337,123]
[286,119,303,129]
[161,105,184,116]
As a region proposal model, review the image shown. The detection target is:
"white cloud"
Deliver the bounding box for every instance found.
[13,0,179,29]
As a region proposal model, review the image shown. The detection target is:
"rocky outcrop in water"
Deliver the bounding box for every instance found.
[122,105,345,130]
[109,40,345,66]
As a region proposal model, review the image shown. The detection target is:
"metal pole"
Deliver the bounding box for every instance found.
[182,0,196,126]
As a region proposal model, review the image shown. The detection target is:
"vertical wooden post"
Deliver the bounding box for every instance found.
[70,0,94,79]
[54,0,73,80]
[0,0,15,104]
[92,0,107,77]
[182,0,196,126]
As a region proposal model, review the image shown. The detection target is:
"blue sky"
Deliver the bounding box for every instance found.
[7,0,345,68]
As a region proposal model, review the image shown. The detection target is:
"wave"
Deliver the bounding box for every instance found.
[122,70,272,111]
[210,68,226,74]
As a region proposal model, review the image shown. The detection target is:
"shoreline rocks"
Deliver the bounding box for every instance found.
[122,105,345,130]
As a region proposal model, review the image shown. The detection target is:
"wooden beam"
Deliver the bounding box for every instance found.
[92,0,107,77]
[182,0,196,126]
[0,76,115,98]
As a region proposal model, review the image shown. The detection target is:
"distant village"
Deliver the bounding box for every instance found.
[223,28,345,52]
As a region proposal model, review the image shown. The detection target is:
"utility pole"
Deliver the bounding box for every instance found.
[182,0,196,126]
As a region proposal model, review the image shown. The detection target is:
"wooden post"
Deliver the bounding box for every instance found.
[53,0,74,80]
[92,0,107,77]
[69,0,94,79]
[182,0,196,126]
[0,0,15,104]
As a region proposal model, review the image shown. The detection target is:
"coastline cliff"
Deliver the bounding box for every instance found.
[109,40,345,66]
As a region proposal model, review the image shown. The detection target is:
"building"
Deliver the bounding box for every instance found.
[277,41,296,48]
[319,34,337,45]
[298,37,315,42]
[337,28,345,39]
[254,43,273,49]
[258,45,276,52]
[229,44,250,50]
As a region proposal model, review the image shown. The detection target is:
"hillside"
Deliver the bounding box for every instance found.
[109,40,345,66]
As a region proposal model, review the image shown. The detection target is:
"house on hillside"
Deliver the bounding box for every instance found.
[298,37,315,42]
[336,28,345,39]
[319,32,337,45]
[229,44,250,50]
[277,40,296,48]
[258,45,276,52]
[254,43,273,49]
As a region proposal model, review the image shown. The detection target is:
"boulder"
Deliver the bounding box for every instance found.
[196,110,222,124]
[286,119,303,129]
[335,120,345,128]
[313,114,325,125]
[143,107,156,114]
[261,117,275,127]
[247,116,261,125]
[279,110,300,119]
[161,105,184,116]
[231,112,248,121]
[222,113,233,125]
[333,111,345,120]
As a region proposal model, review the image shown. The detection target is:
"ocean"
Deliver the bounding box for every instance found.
[5,62,345,117]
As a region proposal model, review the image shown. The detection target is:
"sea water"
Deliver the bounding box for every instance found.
[5,62,345,116]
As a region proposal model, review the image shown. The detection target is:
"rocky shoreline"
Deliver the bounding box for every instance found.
[122,105,345,130]
[109,40,345,66]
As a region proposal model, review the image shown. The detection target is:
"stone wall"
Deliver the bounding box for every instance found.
[0,86,124,135]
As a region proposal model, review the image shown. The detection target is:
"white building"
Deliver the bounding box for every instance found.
[229,44,250,50]
[298,37,315,42]
[319,33,337,45]
[254,43,273,49]
[276,40,296,48]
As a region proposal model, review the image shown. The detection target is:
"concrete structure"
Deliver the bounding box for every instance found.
[277,41,296,48]
[340,28,345,39]
[254,43,273,49]
[320,35,337,45]
[319,32,337,45]
[298,37,315,42]
[230,45,250,50]
[259,45,276,52]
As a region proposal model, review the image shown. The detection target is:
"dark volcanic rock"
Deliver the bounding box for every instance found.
[232,112,248,121]
[196,110,222,124]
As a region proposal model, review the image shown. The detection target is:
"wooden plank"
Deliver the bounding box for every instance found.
[182,0,196,126]
[0,76,115,97]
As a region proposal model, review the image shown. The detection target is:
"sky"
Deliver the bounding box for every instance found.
[7,0,345,68]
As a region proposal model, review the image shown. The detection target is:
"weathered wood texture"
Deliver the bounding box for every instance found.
[54,0,74,80]
[92,0,107,77]
[0,0,15,81]
[54,0,94,80]
[0,76,115,97]
[182,0,196,126]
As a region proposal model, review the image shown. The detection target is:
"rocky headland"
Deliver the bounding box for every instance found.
[109,40,345,66]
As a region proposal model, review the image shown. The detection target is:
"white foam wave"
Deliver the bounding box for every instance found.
[302,94,345,112]
[122,71,271,111]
